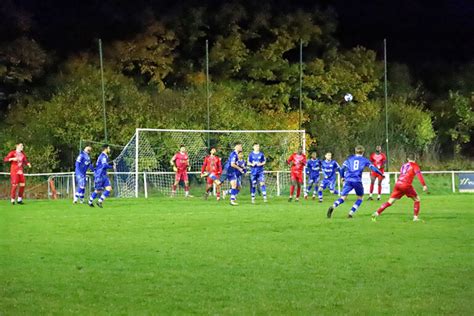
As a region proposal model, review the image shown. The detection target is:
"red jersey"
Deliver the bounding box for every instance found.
[4,150,29,175]
[370,152,387,170]
[172,152,189,171]
[201,155,222,176]
[287,153,307,174]
[397,161,426,186]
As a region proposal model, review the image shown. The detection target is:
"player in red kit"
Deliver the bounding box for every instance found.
[4,143,32,205]
[201,147,222,200]
[368,145,387,201]
[170,145,193,197]
[372,153,428,221]
[287,146,307,202]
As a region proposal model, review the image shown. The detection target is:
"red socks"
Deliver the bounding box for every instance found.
[171,185,177,192]
[370,183,374,194]
[185,185,189,192]
[378,184,382,195]
[18,186,25,198]
[10,185,17,199]
[296,186,301,198]
[414,201,420,216]
[290,185,295,197]
[377,202,392,215]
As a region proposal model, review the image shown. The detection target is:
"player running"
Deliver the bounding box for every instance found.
[74,145,94,204]
[368,145,387,200]
[327,145,384,219]
[287,146,307,202]
[3,143,32,205]
[89,144,114,208]
[372,153,428,222]
[227,142,245,206]
[318,152,340,202]
[170,145,192,197]
[304,151,321,200]
[201,147,222,201]
[248,143,267,203]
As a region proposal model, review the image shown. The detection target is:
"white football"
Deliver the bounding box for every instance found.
[344,93,353,102]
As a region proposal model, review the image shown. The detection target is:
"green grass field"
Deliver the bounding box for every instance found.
[1,194,473,314]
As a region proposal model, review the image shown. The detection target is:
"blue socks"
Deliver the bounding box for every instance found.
[99,190,111,203]
[251,186,256,198]
[231,188,239,201]
[350,199,363,213]
[89,191,98,204]
[333,198,345,208]
[261,185,267,198]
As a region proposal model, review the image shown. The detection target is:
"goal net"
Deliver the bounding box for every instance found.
[114,129,306,198]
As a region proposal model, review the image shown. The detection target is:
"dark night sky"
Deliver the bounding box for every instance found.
[2,0,474,85]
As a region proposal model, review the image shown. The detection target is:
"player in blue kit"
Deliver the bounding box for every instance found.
[327,145,384,218]
[318,152,341,202]
[227,142,244,206]
[74,145,94,204]
[304,152,321,200]
[248,143,267,203]
[88,144,115,208]
[236,151,247,189]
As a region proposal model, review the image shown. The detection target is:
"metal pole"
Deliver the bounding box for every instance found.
[384,38,390,170]
[99,39,108,143]
[299,39,303,131]
[206,40,210,149]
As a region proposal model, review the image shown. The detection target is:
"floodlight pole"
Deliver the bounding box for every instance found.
[206,39,210,148]
[384,38,390,170]
[299,39,303,132]
[99,39,108,143]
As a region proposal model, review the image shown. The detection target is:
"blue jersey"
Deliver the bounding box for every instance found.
[75,151,93,176]
[94,152,113,178]
[226,150,240,177]
[236,159,247,177]
[306,158,321,177]
[321,159,340,180]
[341,155,381,183]
[248,151,265,174]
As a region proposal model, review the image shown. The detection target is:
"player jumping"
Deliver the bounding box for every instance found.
[3,143,32,205]
[170,145,192,197]
[89,144,114,208]
[305,151,321,200]
[227,142,244,206]
[318,152,340,202]
[248,143,267,203]
[327,145,383,218]
[368,145,387,200]
[74,145,94,204]
[201,147,222,201]
[372,153,428,222]
[287,146,307,202]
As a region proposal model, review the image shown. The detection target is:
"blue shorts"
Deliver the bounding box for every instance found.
[341,181,364,196]
[320,178,336,191]
[75,174,87,189]
[94,176,111,191]
[307,175,320,185]
[227,173,238,182]
[250,172,265,185]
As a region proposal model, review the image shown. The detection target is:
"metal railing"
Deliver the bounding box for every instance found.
[1,170,472,200]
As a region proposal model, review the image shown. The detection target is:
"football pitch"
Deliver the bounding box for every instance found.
[1,195,473,314]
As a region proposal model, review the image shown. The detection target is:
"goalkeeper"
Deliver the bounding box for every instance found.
[200,147,223,201]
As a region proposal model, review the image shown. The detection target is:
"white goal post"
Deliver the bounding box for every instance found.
[113,128,307,198]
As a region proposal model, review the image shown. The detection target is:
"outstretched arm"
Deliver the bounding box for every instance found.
[369,164,384,177]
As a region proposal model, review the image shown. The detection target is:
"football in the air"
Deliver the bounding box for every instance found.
[344,93,353,102]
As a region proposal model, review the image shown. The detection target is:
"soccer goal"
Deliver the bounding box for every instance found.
[113,129,306,198]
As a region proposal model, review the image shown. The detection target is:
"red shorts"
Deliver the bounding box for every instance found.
[175,170,188,182]
[291,172,304,184]
[11,173,26,185]
[390,183,417,199]
[371,170,384,180]
[206,174,218,185]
